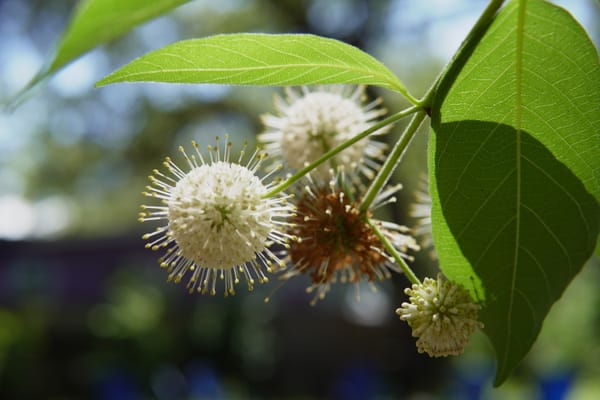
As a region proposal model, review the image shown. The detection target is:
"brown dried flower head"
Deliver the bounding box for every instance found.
[283,172,419,304]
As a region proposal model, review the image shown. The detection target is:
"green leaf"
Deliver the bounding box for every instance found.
[96,33,416,102]
[21,0,186,91]
[429,0,600,385]
[50,0,189,73]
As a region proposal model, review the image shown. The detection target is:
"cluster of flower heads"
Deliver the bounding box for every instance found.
[140,85,482,357]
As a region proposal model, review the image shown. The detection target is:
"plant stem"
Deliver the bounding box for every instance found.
[263,105,421,198]
[358,111,426,212]
[369,220,420,285]
[400,87,421,107]
[420,0,506,109]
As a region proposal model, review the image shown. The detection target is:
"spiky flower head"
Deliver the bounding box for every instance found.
[396,274,483,357]
[258,86,388,180]
[409,174,436,260]
[139,137,295,296]
[282,169,419,304]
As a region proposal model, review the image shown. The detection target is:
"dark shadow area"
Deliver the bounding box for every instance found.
[432,120,599,380]
[0,236,447,399]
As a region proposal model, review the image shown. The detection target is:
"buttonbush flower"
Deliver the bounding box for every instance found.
[258,86,388,180]
[139,138,295,296]
[409,174,436,259]
[396,274,483,357]
[282,169,419,304]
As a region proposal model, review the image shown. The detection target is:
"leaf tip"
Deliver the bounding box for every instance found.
[95,75,115,88]
[493,369,510,388]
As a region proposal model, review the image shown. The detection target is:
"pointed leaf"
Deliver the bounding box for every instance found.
[48,0,189,72]
[50,0,189,76]
[8,0,188,107]
[429,0,599,385]
[96,33,414,101]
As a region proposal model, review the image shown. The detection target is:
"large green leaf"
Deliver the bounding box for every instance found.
[96,33,415,101]
[429,0,599,385]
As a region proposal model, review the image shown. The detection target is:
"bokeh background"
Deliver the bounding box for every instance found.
[0,0,599,399]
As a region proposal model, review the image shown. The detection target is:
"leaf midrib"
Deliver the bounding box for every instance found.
[503,0,526,378]
[100,64,399,88]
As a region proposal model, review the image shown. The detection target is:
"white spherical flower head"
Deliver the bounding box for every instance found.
[168,162,270,269]
[258,86,388,179]
[396,274,483,357]
[140,138,295,296]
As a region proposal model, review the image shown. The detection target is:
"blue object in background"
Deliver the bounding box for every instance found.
[95,368,141,400]
[452,362,494,400]
[539,369,575,400]
[330,363,381,400]
[185,360,223,400]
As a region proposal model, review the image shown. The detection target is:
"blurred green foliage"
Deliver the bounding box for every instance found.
[1,0,458,238]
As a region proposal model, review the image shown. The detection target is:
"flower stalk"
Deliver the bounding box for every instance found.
[369,220,420,286]
[359,110,426,213]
